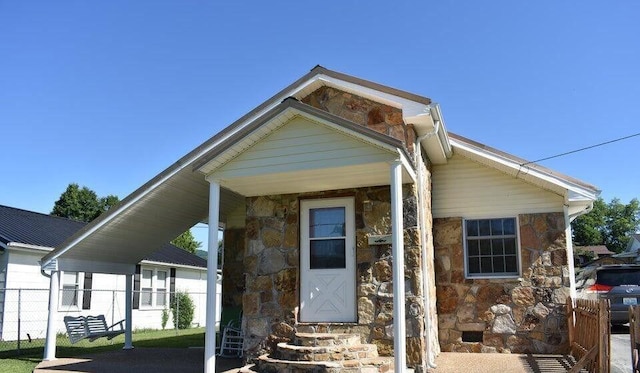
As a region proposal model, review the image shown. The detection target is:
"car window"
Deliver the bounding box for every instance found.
[596,269,640,286]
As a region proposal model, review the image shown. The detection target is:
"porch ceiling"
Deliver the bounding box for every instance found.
[213,162,415,197]
[41,167,245,274]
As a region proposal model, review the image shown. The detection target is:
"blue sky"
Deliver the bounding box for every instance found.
[1,1,638,247]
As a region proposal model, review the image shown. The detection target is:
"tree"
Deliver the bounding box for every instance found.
[51,183,120,222]
[170,229,201,254]
[572,197,640,253]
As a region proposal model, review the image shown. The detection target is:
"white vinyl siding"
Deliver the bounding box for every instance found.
[1,248,210,340]
[432,153,564,219]
[212,116,396,179]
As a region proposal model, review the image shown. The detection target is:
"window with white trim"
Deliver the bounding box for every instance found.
[139,267,169,308]
[156,270,168,307]
[464,217,519,278]
[61,271,80,308]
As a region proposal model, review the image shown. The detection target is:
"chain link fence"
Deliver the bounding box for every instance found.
[0,288,210,356]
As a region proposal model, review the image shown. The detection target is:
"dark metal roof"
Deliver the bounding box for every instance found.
[0,204,206,268]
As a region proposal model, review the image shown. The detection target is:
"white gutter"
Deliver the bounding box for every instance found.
[8,242,54,253]
[564,201,595,303]
[140,260,208,272]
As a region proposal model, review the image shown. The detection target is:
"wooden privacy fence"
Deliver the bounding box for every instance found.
[566,297,610,373]
[630,306,640,373]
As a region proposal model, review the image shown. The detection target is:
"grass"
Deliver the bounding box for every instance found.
[0,327,205,373]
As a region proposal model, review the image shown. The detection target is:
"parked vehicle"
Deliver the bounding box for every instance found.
[577,264,640,325]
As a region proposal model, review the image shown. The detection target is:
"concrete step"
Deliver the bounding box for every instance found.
[256,354,394,373]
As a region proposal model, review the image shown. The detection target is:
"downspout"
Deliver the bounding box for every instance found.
[564,202,594,304]
[415,120,440,369]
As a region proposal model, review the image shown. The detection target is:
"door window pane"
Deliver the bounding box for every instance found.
[309,207,345,238]
[310,239,346,269]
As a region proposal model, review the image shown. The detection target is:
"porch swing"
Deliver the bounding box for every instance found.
[62,282,126,344]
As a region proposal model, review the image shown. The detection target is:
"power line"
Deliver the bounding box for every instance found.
[521,131,640,166]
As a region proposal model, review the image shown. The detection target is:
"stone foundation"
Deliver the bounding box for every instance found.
[434,213,570,354]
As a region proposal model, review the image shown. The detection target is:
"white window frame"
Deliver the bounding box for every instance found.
[463,217,521,279]
[60,271,83,310]
[139,267,169,309]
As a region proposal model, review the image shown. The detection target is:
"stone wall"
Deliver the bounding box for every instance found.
[301,86,417,156]
[242,185,428,371]
[434,213,570,354]
[223,227,246,308]
[418,154,440,365]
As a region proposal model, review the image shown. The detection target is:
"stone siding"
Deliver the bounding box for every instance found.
[223,228,246,308]
[301,86,417,156]
[434,213,570,354]
[242,185,428,371]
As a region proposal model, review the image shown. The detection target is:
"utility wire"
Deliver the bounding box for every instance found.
[521,132,640,166]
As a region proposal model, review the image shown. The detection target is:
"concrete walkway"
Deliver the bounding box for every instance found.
[432,352,580,372]
[34,348,244,373]
[34,348,582,373]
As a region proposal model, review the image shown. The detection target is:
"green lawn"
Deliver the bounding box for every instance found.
[0,328,205,373]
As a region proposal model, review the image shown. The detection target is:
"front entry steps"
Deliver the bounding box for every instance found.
[242,332,394,373]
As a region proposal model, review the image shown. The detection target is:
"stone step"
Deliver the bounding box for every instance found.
[275,341,379,361]
[256,354,394,373]
[294,332,361,347]
[257,354,343,373]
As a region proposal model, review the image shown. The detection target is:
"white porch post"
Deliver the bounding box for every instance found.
[390,160,407,372]
[205,179,220,373]
[43,270,60,361]
[124,273,134,349]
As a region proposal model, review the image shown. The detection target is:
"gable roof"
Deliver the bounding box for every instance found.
[0,205,206,269]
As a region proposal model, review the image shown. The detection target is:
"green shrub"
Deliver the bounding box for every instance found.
[170,291,195,329]
[161,307,170,329]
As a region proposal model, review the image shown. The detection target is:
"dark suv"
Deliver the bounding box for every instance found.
[580,264,640,325]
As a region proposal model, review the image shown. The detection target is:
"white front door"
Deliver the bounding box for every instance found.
[300,197,356,323]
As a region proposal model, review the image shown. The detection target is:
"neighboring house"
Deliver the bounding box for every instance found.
[0,204,213,341]
[574,245,615,267]
[38,66,599,372]
[576,245,615,258]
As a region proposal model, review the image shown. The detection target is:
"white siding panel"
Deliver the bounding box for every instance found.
[433,153,564,218]
[0,250,211,340]
[213,116,395,179]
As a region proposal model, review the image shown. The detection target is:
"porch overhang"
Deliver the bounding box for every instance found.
[41,66,434,273]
